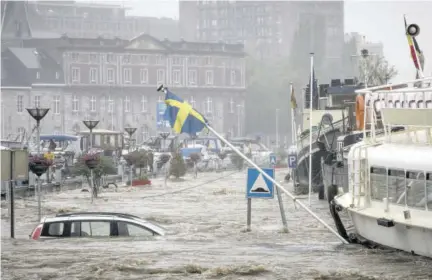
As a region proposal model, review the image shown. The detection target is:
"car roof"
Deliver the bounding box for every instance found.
[42,212,165,236]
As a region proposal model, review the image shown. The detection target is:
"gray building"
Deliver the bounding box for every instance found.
[1,2,246,142]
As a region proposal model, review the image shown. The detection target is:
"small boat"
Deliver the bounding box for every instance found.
[329,76,432,257]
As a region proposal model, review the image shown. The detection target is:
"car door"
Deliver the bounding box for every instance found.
[70,220,116,238]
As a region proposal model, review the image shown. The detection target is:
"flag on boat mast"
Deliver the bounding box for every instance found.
[404,15,425,78]
[290,85,297,110]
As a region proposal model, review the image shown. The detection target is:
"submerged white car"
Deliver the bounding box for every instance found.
[30,212,165,240]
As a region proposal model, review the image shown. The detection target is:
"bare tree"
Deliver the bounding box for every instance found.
[359,55,398,86]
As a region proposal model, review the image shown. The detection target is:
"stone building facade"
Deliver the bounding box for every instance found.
[1,35,246,142]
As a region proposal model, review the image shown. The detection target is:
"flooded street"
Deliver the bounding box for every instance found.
[2,169,431,280]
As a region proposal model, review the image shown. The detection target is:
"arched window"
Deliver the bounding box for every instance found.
[388,100,394,108]
[426,100,432,108]
[394,100,401,108]
[409,100,416,108]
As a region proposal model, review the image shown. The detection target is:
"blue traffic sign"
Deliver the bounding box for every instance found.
[288,154,297,168]
[246,168,274,199]
[269,153,276,167]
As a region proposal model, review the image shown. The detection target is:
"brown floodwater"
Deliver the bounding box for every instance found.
[2,170,431,280]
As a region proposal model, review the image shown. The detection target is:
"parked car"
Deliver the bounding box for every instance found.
[30,212,165,240]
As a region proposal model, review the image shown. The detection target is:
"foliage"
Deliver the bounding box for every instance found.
[123,150,152,168]
[29,155,53,167]
[82,152,99,161]
[359,56,398,86]
[71,155,116,179]
[169,151,186,178]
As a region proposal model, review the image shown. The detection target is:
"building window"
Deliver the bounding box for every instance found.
[204,56,212,65]
[205,70,213,85]
[189,96,196,108]
[140,55,148,64]
[36,71,40,79]
[123,68,132,83]
[106,54,115,63]
[172,57,183,66]
[157,69,165,84]
[108,96,113,113]
[72,95,79,112]
[55,72,60,80]
[188,69,197,85]
[123,54,131,64]
[53,96,60,114]
[173,70,181,84]
[156,55,164,65]
[107,68,114,83]
[206,97,213,113]
[229,98,234,113]
[17,95,23,113]
[90,68,97,83]
[90,96,96,112]
[230,70,236,85]
[189,57,198,66]
[141,95,148,113]
[124,96,130,112]
[34,96,41,108]
[72,67,80,83]
[141,126,149,141]
[140,68,148,84]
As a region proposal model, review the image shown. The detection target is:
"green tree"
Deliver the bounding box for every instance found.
[71,155,116,187]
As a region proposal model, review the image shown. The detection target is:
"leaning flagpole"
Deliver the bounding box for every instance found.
[157,85,348,244]
[308,53,314,206]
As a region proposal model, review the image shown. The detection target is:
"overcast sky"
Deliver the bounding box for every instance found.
[99,0,432,83]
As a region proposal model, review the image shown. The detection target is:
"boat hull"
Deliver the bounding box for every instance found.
[347,208,432,257]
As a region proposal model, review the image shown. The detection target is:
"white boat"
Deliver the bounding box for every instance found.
[331,76,432,257]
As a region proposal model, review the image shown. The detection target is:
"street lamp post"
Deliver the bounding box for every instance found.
[83,120,99,201]
[26,108,50,221]
[125,127,137,187]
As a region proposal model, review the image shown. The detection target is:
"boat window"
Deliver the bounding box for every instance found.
[426,101,432,108]
[426,173,432,211]
[388,169,405,204]
[406,171,425,209]
[370,167,387,201]
[408,100,416,108]
[417,101,424,108]
[388,100,394,108]
[394,101,401,108]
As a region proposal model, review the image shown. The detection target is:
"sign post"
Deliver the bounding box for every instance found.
[288,150,297,185]
[246,167,275,231]
[270,154,289,233]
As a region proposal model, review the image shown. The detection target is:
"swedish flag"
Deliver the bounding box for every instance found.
[163,89,207,135]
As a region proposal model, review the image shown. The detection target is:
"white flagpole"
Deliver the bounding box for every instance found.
[290,83,296,146]
[156,85,348,244]
[308,53,314,206]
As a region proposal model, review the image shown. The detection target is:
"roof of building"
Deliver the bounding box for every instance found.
[8,48,41,69]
